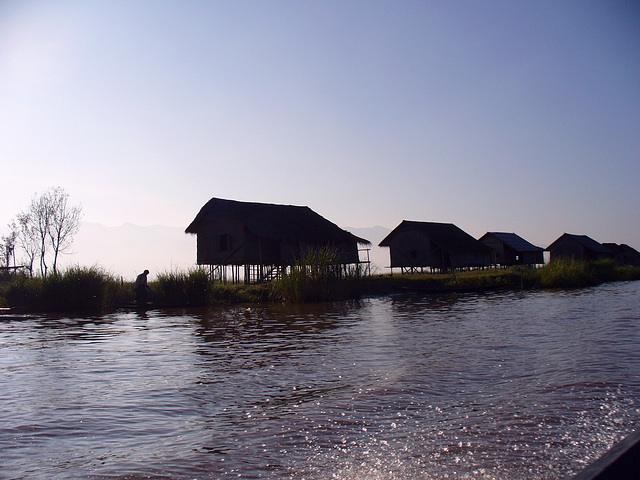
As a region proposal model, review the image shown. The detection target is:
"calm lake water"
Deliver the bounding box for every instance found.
[1,281,640,480]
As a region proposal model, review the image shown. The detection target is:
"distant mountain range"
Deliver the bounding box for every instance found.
[59,222,391,279]
[58,222,196,279]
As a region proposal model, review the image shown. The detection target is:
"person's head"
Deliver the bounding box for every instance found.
[144,269,149,275]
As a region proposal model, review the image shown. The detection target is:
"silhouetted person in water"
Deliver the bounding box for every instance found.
[135,269,150,304]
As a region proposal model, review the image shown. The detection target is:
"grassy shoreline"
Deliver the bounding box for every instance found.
[1,259,639,314]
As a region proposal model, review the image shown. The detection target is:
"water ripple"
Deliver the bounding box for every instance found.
[1,282,640,479]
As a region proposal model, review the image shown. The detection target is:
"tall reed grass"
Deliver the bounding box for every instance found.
[270,246,365,302]
[1,266,124,312]
[358,259,640,295]
[536,258,632,288]
[209,282,269,304]
[150,268,269,306]
[1,258,638,312]
[152,268,210,306]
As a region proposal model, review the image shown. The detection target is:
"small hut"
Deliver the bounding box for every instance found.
[479,232,544,266]
[379,220,492,273]
[546,233,613,262]
[185,197,370,282]
[602,243,640,266]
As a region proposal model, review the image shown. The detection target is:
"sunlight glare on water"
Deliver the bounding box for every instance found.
[1,281,640,479]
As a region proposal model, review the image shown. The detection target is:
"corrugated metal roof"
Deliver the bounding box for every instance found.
[483,232,544,252]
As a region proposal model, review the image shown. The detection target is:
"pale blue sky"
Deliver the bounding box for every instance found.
[2,0,639,259]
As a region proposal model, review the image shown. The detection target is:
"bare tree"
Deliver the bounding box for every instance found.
[1,226,17,268]
[30,192,53,276]
[47,187,82,275]
[13,214,38,277]
[13,187,82,277]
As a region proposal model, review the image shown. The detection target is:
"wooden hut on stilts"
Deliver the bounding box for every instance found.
[185,197,370,283]
[479,232,544,267]
[379,220,493,273]
[546,233,613,262]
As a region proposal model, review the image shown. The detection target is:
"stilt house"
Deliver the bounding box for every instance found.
[546,233,613,262]
[602,243,640,266]
[185,197,370,282]
[378,221,492,273]
[479,232,544,266]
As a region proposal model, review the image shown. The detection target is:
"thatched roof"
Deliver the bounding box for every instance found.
[379,220,489,254]
[185,197,370,245]
[602,243,640,265]
[547,233,612,254]
[603,243,640,256]
[481,232,544,252]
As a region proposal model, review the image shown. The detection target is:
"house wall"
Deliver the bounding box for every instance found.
[332,242,361,265]
[386,230,447,268]
[479,235,504,264]
[549,237,585,261]
[501,247,518,266]
[521,251,545,265]
[196,217,246,265]
[283,241,361,266]
[619,248,640,266]
[479,234,543,266]
[594,252,612,261]
[386,230,493,269]
[243,234,281,265]
[549,237,614,262]
[278,241,302,266]
[197,221,362,267]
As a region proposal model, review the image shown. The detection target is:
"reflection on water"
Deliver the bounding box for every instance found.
[1,282,640,479]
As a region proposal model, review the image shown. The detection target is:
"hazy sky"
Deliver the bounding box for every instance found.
[2,0,639,258]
